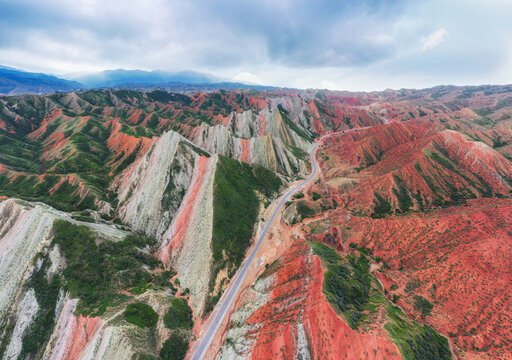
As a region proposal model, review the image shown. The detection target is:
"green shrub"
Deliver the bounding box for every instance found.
[207,156,281,313]
[19,258,62,359]
[385,305,451,360]
[392,175,413,213]
[405,278,421,293]
[159,333,189,360]
[312,192,321,200]
[296,201,315,219]
[164,299,193,329]
[371,192,392,218]
[124,302,158,328]
[52,220,171,315]
[413,295,433,317]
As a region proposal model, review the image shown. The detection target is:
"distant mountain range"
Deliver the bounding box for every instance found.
[0,66,275,95]
[0,67,83,95]
[70,69,218,88]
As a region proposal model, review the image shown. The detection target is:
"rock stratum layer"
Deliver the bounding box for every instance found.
[1,85,512,359]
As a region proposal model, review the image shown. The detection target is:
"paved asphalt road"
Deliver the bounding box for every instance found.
[187,129,364,359]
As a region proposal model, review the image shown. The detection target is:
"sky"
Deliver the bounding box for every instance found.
[0,0,511,91]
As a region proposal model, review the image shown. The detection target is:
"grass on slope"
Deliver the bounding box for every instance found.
[312,242,373,329]
[159,333,189,360]
[124,302,159,328]
[386,305,451,360]
[160,298,194,360]
[164,298,193,329]
[206,155,281,313]
[17,257,62,360]
[52,220,176,315]
[278,105,313,142]
[312,241,451,360]
[0,134,41,172]
[0,175,96,211]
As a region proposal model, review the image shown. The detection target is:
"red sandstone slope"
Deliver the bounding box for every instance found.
[221,240,403,360]
[318,122,512,216]
[307,198,512,359]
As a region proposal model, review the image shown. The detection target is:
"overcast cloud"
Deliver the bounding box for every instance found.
[0,0,511,90]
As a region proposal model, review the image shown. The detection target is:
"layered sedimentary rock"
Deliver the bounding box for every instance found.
[216,240,403,360]
[2,86,512,359]
[319,122,512,215]
[193,123,307,177]
[113,130,200,240]
[0,198,127,360]
[193,102,314,178]
[159,155,217,316]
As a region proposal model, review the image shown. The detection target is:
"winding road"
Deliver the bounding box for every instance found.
[187,128,364,359]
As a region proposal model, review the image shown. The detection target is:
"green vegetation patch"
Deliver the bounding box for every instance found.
[413,295,434,317]
[119,124,157,138]
[0,175,95,212]
[296,200,315,219]
[18,257,62,359]
[392,175,413,213]
[312,242,373,329]
[286,144,309,160]
[159,333,189,360]
[312,192,322,200]
[52,220,174,315]
[164,298,193,329]
[371,192,392,218]
[206,155,281,313]
[312,242,451,359]
[0,134,41,172]
[385,305,451,360]
[124,302,158,328]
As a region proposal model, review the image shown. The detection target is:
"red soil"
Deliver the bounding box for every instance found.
[106,119,153,170]
[259,115,266,137]
[246,240,402,360]
[319,122,512,215]
[240,138,252,162]
[60,316,102,360]
[312,199,512,359]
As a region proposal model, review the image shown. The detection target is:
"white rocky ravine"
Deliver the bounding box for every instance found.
[160,154,218,316]
[194,123,308,177]
[114,130,198,240]
[295,322,312,360]
[0,198,126,358]
[3,289,39,360]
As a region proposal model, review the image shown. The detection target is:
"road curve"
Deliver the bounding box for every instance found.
[187,129,361,360]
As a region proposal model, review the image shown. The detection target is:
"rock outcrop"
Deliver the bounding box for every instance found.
[159,155,217,316]
[113,130,201,240]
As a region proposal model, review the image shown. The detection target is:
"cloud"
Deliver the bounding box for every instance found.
[233,72,261,85]
[0,0,511,90]
[0,0,415,73]
[421,28,449,52]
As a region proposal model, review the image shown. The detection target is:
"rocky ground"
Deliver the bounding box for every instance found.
[1,85,512,359]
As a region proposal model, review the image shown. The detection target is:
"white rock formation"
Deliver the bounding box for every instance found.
[79,326,133,360]
[0,199,56,323]
[216,275,274,360]
[113,130,199,240]
[3,289,39,360]
[43,298,80,360]
[160,154,218,316]
[0,198,127,359]
[295,323,311,360]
